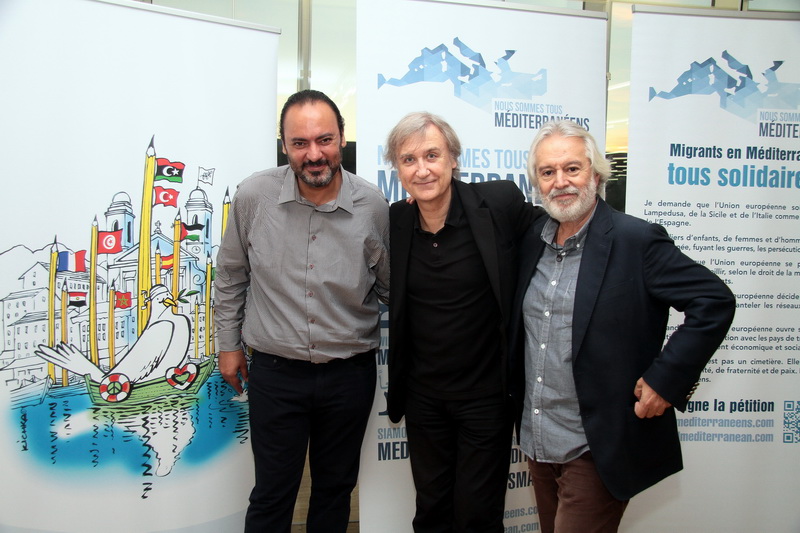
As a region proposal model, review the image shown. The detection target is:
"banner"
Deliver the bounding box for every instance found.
[0,0,278,531]
[357,1,608,530]
[626,7,800,532]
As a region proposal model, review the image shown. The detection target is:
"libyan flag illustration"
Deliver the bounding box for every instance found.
[155,158,185,182]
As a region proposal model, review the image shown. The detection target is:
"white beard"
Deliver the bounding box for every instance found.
[541,177,598,223]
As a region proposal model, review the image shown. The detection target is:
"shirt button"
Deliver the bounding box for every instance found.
[309,264,314,269]
[533,409,540,415]
[544,311,550,317]
[433,242,438,248]
[537,376,542,383]
[310,344,316,349]
[550,280,557,286]
[309,318,316,324]
[540,343,546,350]
[308,291,314,297]
[311,235,317,241]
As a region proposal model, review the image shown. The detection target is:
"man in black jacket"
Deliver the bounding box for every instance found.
[384,111,543,532]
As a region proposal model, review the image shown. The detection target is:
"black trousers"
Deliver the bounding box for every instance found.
[405,390,513,533]
[244,350,376,533]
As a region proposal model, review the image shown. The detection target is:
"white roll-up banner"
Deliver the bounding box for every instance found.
[357,1,608,531]
[625,7,800,533]
[0,0,279,531]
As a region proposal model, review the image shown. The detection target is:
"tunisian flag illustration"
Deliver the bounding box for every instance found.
[97,230,123,254]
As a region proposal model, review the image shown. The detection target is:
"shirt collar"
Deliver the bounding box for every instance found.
[413,179,462,231]
[540,200,598,252]
[277,165,354,213]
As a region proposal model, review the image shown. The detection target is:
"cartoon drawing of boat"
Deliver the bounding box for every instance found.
[83,356,215,405]
[35,284,217,405]
[9,375,52,409]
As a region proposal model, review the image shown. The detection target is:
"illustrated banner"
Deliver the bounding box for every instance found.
[626,8,800,532]
[356,1,607,531]
[0,0,278,531]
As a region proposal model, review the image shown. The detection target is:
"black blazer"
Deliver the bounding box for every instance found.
[387,179,542,423]
[509,198,736,500]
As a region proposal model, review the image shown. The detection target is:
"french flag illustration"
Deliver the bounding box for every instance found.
[56,250,87,272]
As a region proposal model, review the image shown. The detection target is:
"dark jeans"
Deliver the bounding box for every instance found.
[244,350,376,533]
[528,452,629,533]
[405,390,513,533]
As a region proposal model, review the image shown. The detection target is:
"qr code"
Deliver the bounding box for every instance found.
[783,401,800,444]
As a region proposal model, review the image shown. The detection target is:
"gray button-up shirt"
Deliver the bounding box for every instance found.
[214,165,390,362]
[520,210,595,463]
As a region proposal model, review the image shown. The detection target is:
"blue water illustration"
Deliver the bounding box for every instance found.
[9,371,248,491]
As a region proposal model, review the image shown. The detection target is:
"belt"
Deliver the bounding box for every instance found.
[251,348,375,365]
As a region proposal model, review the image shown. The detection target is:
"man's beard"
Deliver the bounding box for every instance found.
[540,177,597,223]
[293,157,339,188]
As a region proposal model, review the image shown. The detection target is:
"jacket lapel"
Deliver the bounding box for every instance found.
[457,182,503,312]
[391,203,416,305]
[512,217,546,320]
[572,198,614,359]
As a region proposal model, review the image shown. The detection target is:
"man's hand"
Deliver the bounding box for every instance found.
[219,349,248,394]
[633,377,672,419]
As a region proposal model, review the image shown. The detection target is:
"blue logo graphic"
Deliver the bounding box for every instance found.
[649,50,800,122]
[378,37,547,112]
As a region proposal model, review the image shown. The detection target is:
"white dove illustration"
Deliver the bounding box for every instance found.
[35,284,191,385]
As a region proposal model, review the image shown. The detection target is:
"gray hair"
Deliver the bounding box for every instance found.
[383,112,462,177]
[526,120,611,199]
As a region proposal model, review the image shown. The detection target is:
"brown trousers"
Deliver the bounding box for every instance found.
[528,452,629,533]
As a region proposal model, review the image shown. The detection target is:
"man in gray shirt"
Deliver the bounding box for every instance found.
[214,90,390,533]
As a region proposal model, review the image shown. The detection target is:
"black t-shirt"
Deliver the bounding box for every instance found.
[405,186,503,400]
